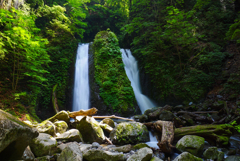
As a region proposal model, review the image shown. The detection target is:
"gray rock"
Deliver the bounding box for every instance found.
[54,121,68,134]
[83,149,125,161]
[56,129,82,143]
[58,142,82,161]
[173,152,203,161]
[133,115,148,122]
[159,110,175,121]
[225,155,240,161]
[110,122,149,145]
[99,123,114,133]
[92,142,100,148]
[144,107,162,116]
[34,155,51,161]
[0,109,39,160]
[80,144,92,151]
[150,157,163,161]
[176,135,205,156]
[37,120,56,136]
[127,147,153,161]
[22,146,35,161]
[76,116,105,144]
[111,144,132,153]
[30,133,59,157]
[203,147,224,161]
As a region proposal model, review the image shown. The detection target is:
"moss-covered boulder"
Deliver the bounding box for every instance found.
[133,143,150,150]
[30,133,59,157]
[134,115,148,122]
[56,129,83,143]
[203,147,224,161]
[48,110,70,123]
[111,144,132,153]
[150,157,163,161]
[110,122,149,145]
[83,149,125,161]
[225,155,240,161]
[100,118,115,128]
[54,121,68,134]
[0,109,39,160]
[176,135,205,156]
[127,147,153,161]
[173,152,203,161]
[99,123,113,133]
[37,120,55,136]
[76,116,105,143]
[159,110,175,121]
[58,142,83,161]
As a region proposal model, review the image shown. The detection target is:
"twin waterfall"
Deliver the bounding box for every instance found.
[72,44,90,112]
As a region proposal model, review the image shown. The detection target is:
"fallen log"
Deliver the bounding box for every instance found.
[174,124,234,147]
[144,121,174,153]
[93,115,134,121]
[68,107,98,119]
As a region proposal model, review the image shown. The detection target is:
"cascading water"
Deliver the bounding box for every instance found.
[121,49,158,148]
[72,44,90,111]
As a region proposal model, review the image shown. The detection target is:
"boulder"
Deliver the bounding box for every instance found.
[34,156,51,161]
[133,143,150,150]
[225,155,240,161]
[58,142,83,161]
[173,152,203,161]
[203,147,224,161]
[54,121,68,134]
[111,144,132,153]
[56,129,82,143]
[30,133,59,157]
[48,110,70,123]
[144,107,162,116]
[99,123,113,133]
[80,144,92,151]
[150,157,163,161]
[100,118,115,128]
[37,120,55,136]
[127,147,153,161]
[110,122,149,145]
[22,146,35,161]
[158,110,175,121]
[83,149,125,161]
[76,116,105,143]
[133,115,148,122]
[176,135,205,156]
[0,110,39,160]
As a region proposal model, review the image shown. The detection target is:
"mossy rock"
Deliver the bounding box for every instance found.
[127,147,153,161]
[203,147,224,161]
[110,122,149,145]
[133,143,150,150]
[48,110,70,123]
[56,129,83,143]
[100,118,115,128]
[83,149,125,161]
[176,135,205,156]
[54,121,68,134]
[173,152,203,161]
[37,120,55,136]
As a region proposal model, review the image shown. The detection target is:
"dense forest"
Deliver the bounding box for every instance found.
[0,0,240,122]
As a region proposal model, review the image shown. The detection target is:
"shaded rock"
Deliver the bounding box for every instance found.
[92,142,100,148]
[133,143,150,150]
[100,118,115,128]
[48,110,70,123]
[111,144,132,153]
[176,135,205,156]
[110,122,149,145]
[22,146,35,161]
[80,144,92,151]
[225,155,240,161]
[30,133,59,157]
[56,129,82,143]
[58,142,82,161]
[127,147,153,161]
[133,115,148,122]
[179,114,195,125]
[34,155,51,161]
[76,116,105,143]
[172,105,184,111]
[203,147,224,161]
[144,107,162,116]
[150,157,163,161]
[83,149,125,161]
[212,101,226,110]
[159,110,175,121]
[0,109,39,160]
[54,121,68,134]
[173,152,203,161]
[37,120,55,136]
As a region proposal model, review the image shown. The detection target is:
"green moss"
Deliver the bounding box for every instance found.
[93,30,136,114]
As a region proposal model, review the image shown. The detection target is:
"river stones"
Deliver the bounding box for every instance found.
[0,109,39,160]
[110,122,149,145]
[176,135,205,156]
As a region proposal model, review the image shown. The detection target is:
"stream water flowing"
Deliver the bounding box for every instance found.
[72,44,90,111]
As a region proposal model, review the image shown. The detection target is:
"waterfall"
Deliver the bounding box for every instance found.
[72,44,90,111]
[121,49,158,148]
[121,49,155,113]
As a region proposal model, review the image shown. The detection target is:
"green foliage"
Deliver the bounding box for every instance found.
[230,121,240,133]
[93,30,135,113]
[226,15,240,43]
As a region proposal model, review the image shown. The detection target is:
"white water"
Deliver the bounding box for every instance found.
[121,49,158,148]
[121,49,156,113]
[72,44,90,111]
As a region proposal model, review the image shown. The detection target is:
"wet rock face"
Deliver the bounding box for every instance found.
[110,122,149,145]
[0,109,39,160]
[176,135,205,156]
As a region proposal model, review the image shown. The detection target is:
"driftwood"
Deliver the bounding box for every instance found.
[68,107,98,119]
[105,137,113,145]
[144,121,174,153]
[93,115,134,121]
